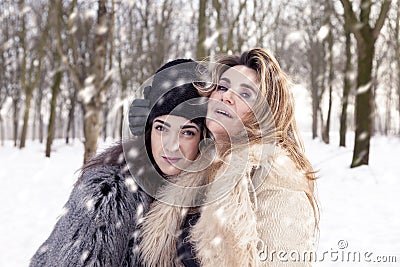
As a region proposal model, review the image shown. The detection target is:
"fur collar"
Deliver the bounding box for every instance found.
[138,144,310,266]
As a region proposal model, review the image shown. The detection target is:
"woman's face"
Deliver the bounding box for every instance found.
[151,114,201,176]
[206,65,260,141]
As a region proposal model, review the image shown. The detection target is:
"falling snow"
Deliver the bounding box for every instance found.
[317,25,330,42]
[356,82,372,95]
[124,177,138,192]
[204,32,219,49]
[0,135,399,266]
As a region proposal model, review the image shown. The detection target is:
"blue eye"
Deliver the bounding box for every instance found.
[240,92,251,99]
[217,85,228,91]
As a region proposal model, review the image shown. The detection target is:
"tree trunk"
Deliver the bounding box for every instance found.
[0,114,4,146]
[103,104,108,142]
[312,87,319,139]
[45,69,62,157]
[83,104,101,162]
[340,0,392,167]
[19,0,50,148]
[371,57,381,136]
[39,110,43,143]
[351,40,374,167]
[384,78,392,135]
[322,20,334,144]
[225,1,246,54]
[83,0,108,163]
[117,34,127,140]
[395,1,400,134]
[18,0,27,148]
[196,0,207,60]
[33,83,44,143]
[66,86,77,144]
[212,0,223,53]
[322,81,333,144]
[32,93,37,141]
[13,97,19,147]
[319,106,324,140]
[340,29,352,147]
[19,91,33,148]
[119,106,123,140]
[310,45,320,140]
[38,87,44,143]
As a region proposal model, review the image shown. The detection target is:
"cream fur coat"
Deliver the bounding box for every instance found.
[138,144,317,267]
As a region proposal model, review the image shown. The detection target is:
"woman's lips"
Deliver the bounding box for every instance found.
[215,108,232,118]
[162,156,181,164]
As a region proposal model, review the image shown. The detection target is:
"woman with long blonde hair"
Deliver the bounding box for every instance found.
[138,48,318,266]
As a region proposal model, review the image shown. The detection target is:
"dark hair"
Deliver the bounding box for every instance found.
[79,142,126,178]
[79,58,207,182]
[78,118,204,185]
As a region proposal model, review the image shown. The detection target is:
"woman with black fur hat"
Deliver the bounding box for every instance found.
[29,59,207,267]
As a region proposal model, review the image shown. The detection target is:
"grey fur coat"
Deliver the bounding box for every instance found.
[29,164,152,267]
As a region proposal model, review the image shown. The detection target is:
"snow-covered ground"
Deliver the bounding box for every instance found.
[1,134,399,266]
[306,133,400,266]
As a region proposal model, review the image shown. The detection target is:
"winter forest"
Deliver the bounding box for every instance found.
[0,0,398,164]
[1,0,400,266]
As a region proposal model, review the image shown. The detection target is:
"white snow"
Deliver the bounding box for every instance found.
[0,134,399,266]
[307,133,400,266]
[317,25,330,42]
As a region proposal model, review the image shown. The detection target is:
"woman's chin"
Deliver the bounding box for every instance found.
[160,167,180,176]
[206,120,229,141]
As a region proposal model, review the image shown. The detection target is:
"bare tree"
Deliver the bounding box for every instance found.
[65,77,78,144]
[81,0,111,163]
[197,0,207,60]
[339,12,353,147]
[394,0,400,133]
[54,0,111,162]
[208,0,246,55]
[340,0,392,167]
[32,70,46,143]
[322,1,334,144]
[301,0,327,139]
[18,0,51,148]
[46,0,64,158]
[0,0,13,145]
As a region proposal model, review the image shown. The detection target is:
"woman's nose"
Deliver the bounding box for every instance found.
[163,133,179,152]
[221,90,235,105]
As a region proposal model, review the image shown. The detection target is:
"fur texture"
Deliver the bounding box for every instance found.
[29,165,152,267]
[138,144,316,267]
[137,172,207,267]
[191,144,316,266]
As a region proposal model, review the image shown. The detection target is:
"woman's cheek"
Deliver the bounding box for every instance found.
[184,138,200,161]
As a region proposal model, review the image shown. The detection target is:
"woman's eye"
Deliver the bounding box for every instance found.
[240,92,251,99]
[155,125,166,132]
[182,130,196,136]
[217,85,228,91]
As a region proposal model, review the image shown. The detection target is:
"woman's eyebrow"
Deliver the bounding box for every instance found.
[154,119,171,127]
[180,125,199,131]
[220,77,257,93]
[219,77,231,84]
[240,83,257,94]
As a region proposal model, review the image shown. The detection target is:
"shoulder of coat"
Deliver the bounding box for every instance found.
[77,164,150,202]
[253,145,309,194]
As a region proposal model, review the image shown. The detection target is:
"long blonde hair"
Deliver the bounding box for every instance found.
[198,48,319,222]
[138,49,320,266]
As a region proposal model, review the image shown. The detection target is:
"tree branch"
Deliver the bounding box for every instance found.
[372,0,392,40]
[340,0,363,41]
[56,0,82,89]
